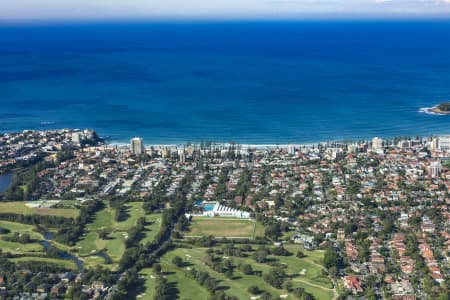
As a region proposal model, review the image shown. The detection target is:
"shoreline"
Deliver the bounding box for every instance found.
[107,142,321,150]
[3,128,450,150]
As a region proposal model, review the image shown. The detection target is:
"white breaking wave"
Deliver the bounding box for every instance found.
[419,106,445,116]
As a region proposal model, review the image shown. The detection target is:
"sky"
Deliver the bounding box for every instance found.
[1,0,450,20]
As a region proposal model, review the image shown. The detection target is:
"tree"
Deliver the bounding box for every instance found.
[224,259,233,270]
[225,268,234,279]
[119,247,139,271]
[293,287,305,297]
[153,263,162,274]
[21,233,31,243]
[204,277,217,291]
[99,229,110,240]
[114,206,128,222]
[382,218,395,235]
[261,291,273,300]
[323,248,342,269]
[263,268,286,289]
[67,284,89,300]
[172,256,183,267]
[240,263,253,275]
[438,292,450,300]
[365,287,376,300]
[344,222,358,235]
[248,286,261,295]
[252,247,269,263]
[271,246,290,256]
[154,276,168,300]
[296,251,305,258]
[283,281,293,292]
[265,223,281,240]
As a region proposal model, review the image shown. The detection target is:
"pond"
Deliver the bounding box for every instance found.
[95,251,113,264]
[0,172,13,193]
[42,231,84,272]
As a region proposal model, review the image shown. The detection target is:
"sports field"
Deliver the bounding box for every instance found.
[187,217,264,239]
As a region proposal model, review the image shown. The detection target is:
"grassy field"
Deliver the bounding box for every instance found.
[0,239,44,254]
[0,202,79,218]
[0,203,161,271]
[0,220,82,270]
[138,265,209,300]
[11,257,76,270]
[138,268,156,299]
[161,244,334,300]
[163,247,291,299]
[141,214,162,245]
[75,202,147,269]
[0,220,45,254]
[187,217,264,239]
[85,202,146,231]
[0,202,156,269]
[0,220,44,240]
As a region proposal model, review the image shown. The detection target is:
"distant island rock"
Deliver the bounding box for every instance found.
[435,102,450,113]
[420,102,450,115]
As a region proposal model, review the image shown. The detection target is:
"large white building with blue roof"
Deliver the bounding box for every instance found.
[201,201,250,219]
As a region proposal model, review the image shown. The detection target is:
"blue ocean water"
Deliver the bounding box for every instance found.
[1,20,450,144]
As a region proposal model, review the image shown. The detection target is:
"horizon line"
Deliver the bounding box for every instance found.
[2,14,450,26]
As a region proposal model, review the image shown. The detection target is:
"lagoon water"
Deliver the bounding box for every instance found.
[0,173,13,193]
[1,21,450,144]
